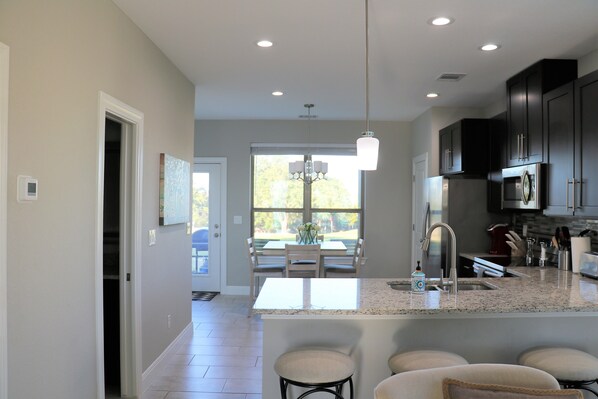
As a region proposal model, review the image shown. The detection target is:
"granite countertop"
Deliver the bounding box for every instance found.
[252,267,598,316]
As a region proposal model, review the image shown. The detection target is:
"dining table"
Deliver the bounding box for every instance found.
[261,240,349,277]
[261,240,348,256]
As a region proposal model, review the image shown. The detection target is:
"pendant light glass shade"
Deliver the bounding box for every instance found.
[357,131,379,170]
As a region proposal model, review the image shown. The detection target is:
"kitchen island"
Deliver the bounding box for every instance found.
[253,268,598,399]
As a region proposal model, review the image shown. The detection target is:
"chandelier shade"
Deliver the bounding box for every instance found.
[289,104,328,184]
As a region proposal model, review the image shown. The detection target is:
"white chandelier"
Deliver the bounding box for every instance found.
[356,0,380,171]
[289,104,328,184]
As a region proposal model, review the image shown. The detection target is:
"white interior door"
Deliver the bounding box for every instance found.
[0,42,9,399]
[412,153,428,272]
[192,162,222,292]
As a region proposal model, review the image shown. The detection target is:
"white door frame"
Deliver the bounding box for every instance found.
[194,157,227,293]
[0,41,10,399]
[96,92,143,398]
[411,153,428,270]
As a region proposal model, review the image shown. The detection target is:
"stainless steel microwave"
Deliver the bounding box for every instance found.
[502,163,545,210]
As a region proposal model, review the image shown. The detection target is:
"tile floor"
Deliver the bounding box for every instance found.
[143,295,263,399]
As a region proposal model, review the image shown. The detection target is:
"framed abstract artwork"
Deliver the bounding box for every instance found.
[159,153,190,226]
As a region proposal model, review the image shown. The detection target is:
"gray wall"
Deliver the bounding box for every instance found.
[0,0,195,397]
[195,120,413,286]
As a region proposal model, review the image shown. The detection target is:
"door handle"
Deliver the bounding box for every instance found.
[214,224,219,229]
[214,233,220,238]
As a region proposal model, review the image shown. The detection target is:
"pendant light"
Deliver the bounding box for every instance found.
[356,0,379,171]
[289,104,328,184]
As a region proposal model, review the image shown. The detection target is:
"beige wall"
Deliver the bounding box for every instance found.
[195,119,413,284]
[0,0,194,397]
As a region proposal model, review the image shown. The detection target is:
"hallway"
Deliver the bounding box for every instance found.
[143,295,262,399]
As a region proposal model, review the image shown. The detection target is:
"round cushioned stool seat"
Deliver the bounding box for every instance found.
[518,347,598,382]
[275,349,355,384]
[388,350,469,374]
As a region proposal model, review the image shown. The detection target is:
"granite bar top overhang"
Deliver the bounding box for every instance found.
[252,267,598,316]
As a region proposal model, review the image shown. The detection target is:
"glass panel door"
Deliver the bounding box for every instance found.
[192,163,221,292]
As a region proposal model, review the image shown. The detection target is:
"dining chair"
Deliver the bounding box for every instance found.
[284,244,321,278]
[324,238,365,278]
[246,237,285,300]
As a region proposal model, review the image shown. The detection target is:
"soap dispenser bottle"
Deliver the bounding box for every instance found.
[411,261,426,293]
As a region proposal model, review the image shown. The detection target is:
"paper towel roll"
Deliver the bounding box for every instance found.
[571,237,591,273]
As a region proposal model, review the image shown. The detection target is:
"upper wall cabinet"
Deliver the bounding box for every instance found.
[506,59,577,167]
[439,118,489,176]
[543,69,598,216]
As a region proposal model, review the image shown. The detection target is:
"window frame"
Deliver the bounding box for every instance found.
[250,153,366,243]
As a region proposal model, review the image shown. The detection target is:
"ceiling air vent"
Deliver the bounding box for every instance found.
[436,73,467,82]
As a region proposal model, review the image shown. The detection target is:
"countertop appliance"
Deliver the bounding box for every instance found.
[580,252,598,279]
[502,163,545,210]
[487,223,510,255]
[421,176,508,278]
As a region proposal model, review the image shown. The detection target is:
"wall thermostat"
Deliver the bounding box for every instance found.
[17,175,38,202]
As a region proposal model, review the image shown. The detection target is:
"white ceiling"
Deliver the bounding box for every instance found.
[113,0,598,121]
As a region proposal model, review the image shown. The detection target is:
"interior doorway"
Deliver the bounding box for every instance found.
[96,92,143,399]
[412,153,428,271]
[103,118,123,397]
[192,158,227,293]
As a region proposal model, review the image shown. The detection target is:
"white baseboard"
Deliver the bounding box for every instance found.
[141,322,193,394]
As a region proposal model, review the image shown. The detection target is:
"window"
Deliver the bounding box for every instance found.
[251,146,364,253]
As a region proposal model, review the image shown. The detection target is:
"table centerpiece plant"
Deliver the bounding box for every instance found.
[297,222,320,244]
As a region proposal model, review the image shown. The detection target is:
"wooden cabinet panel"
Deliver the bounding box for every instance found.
[439,119,488,176]
[543,83,575,216]
[542,69,598,216]
[575,70,598,216]
[506,59,577,167]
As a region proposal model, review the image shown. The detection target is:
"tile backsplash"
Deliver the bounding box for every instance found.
[512,213,598,251]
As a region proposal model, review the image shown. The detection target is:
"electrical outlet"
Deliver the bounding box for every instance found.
[167,314,172,329]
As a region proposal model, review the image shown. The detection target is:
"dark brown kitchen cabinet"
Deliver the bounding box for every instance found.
[543,69,598,216]
[439,118,489,176]
[487,112,508,213]
[506,59,577,167]
[543,83,574,215]
[574,69,598,216]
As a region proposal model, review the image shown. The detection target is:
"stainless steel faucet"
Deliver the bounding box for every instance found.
[421,222,458,294]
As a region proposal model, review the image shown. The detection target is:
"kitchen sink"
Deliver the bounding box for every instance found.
[387,281,443,292]
[387,280,497,292]
[444,281,498,291]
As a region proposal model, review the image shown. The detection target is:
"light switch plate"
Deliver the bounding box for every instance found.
[148,229,156,246]
[234,216,242,225]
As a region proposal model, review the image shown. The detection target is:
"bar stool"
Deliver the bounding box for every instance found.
[274,348,355,399]
[518,347,598,397]
[388,350,469,375]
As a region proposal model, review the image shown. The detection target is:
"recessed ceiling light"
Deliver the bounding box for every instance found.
[257,40,273,48]
[272,91,284,96]
[480,43,501,51]
[428,17,454,26]
[427,93,439,98]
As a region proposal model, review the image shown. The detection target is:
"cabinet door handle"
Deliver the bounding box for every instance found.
[522,134,527,160]
[572,179,578,210]
[566,178,573,210]
[517,134,522,160]
[448,149,452,169]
